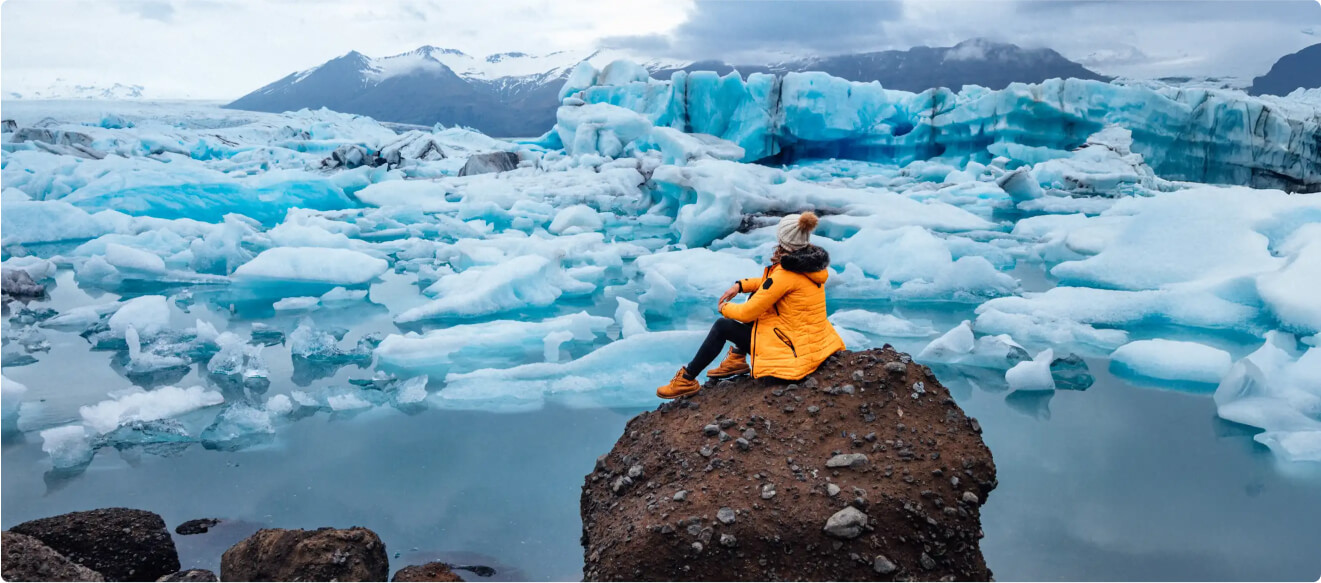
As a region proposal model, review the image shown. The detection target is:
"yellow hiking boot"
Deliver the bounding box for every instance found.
[706,348,750,379]
[656,367,701,399]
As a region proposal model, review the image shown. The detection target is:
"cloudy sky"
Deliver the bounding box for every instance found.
[2,0,1318,99]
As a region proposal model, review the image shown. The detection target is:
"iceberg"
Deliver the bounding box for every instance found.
[1214,332,1321,462]
[233,247,388,287]
[1110,339,1234,385]
[79,385,224,435]
[558,64,1321,192]
[375,312,612,375]
[1005,349,1057,392]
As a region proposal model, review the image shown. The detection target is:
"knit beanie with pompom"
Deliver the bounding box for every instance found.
[776,211,818,252]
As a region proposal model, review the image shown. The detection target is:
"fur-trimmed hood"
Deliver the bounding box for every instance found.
[779,244,830,275]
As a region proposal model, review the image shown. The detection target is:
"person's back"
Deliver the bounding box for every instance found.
[657,212,845,398]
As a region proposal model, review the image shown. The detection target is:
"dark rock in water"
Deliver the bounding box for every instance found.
[174,518,221,536]
[581,347,996,581]
[2,269,46,300]
[1,119,16,133]
[457,152,519,176]
[392,561,464,581]
[220,526,388,582]
[1049,353,1094,391]
[323,144,384,170]
[1,531,106,582]
[156,569,218,582]
[9,508,180,582]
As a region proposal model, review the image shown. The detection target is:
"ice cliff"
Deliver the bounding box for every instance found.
[549,62,1321,192]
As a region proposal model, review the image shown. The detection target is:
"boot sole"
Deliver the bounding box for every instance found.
[706,368,750,379]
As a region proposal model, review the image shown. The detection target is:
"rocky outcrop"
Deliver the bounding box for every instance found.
[457,151,519,176]
[219,527,389,582]
[1,531,106,582]
[157,569,219,582]
[9,508,180,582]
[581,347,997,581]
[391,562,465,581]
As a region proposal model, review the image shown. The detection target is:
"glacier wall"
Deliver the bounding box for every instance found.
[554,67,1321,192]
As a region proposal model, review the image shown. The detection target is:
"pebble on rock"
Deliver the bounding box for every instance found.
[674,490,688,501]
[962,491,980,504]
[873,554,898,575]
[823,506,869,539]
[825,453,869,469]
[827,483,842,497]
[717,507,736,525]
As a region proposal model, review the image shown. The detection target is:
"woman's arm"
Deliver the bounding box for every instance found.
[721,275,791,323]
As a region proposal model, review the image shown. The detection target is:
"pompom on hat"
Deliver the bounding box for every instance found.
[776,211,818,251]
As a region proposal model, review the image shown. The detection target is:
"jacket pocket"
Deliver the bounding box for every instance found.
[772,327,798,358]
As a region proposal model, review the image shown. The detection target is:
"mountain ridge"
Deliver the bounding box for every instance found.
[224,39,1110,137]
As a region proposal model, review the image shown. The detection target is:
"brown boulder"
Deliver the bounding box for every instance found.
[9,508,179,581]
[391,562,464,581]
[1,531,105,582]
[581,347,997,581]
[219,526,388,582]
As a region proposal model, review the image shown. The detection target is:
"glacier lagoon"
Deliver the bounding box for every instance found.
[3,64,1321,581]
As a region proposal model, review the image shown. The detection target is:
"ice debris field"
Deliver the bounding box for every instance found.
[3,62,1321,478]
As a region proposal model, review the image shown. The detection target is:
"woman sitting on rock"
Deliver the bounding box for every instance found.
[657,212,846,399]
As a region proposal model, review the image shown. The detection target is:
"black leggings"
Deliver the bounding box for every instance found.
[685,318,752,377]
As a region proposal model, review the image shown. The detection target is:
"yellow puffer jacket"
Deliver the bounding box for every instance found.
[720,245,845,380]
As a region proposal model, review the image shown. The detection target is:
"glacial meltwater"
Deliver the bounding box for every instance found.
[3,84,1321,581]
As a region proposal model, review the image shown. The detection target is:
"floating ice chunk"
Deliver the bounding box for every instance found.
[79,385,224,435]
[394,376,429,405]
[375,312,611,375]
[1214,332,1321,463]
[614,297,648,338]
[108,295,171,338]
[104,243,167,275]
[0,200,123,245]
[200,403,274,450]
[41,425,94,469]
[273,296,321,311]
[265,394,294,417]
[543,330,574,363]
[319,286,368,304]
[1006,349,1057,392]
[3,256,57,281]
[917,321,975,363]
[828,310,936,338]
[822,227,1017,302]
[555,103,653,158]
[1110,339,1233,384]
[976,286,1259,336]
[438,330,706,411]
[549,204,605,235]
[1051,188,1285,290]
[1257,226,1321,334]
[233,247,388,286]
[327,392,373,411]
[397,255,594,322]
[1031,126,1165,195]
[124,326,189,374]
[634,249,761,314]
[1253,431,1321,463]
[2,375,28,422]
[207,332,268,379]
[973,307,1129,354]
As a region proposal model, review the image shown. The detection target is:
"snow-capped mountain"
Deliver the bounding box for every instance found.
[5,80,147,100]
[225,40,1106,137]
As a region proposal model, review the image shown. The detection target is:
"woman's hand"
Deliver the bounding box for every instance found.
[719,284,740,306]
